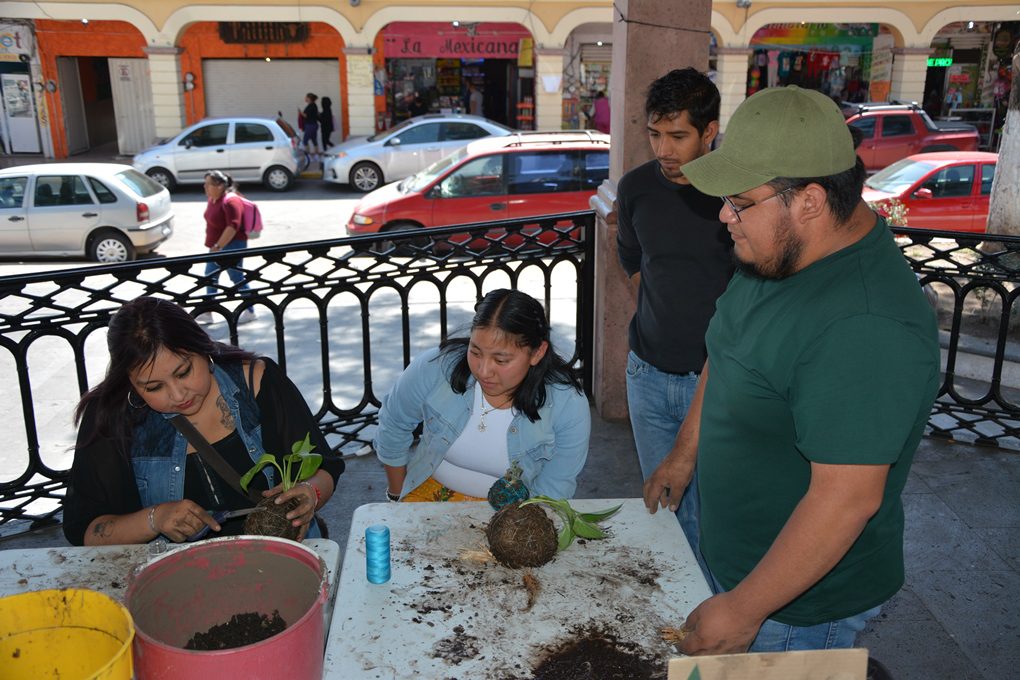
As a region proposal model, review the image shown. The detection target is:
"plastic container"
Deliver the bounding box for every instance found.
[0,588,134,680]
[125,536,328,680]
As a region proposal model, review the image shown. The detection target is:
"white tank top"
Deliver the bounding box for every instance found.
[432,383,513,497]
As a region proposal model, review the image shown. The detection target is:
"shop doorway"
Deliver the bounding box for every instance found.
[0,69,41,153]
[481,59,510,125]
[56,56,119,156]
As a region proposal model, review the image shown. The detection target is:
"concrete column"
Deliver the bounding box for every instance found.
[534,47,565,131]
[716,47,751,134]
[891,47,933,104]
[343,47,375,137]
[144,46,186,139]
[592,0,713,420]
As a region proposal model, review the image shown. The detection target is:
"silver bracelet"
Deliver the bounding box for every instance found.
[298,481,319,508]
[147,505,159,535]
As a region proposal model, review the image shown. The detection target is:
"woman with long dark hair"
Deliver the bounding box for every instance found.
[63,297,343,546]
[375,288,590,503]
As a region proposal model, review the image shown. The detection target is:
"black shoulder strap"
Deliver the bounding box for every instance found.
[170,415,262,503]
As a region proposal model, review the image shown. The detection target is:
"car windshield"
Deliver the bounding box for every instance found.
[864,158,937,193]
[116,169,165,197]
[367,118,418,143]
[401,148,470,193]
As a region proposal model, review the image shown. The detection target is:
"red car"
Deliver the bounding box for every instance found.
[346,131,609,246]
[862,151,998,233]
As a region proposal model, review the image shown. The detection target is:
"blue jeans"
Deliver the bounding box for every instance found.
[704,559,881,651]
[625,350,708,580]
[204,239,249,296]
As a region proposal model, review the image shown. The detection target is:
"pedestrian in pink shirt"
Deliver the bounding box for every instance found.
[591,91,611,134]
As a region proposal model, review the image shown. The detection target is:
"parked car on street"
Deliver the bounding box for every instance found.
[863,151,997,233]
[346,130,609,247]
[0,163,174,263]
[323,114,513,193]
[845,102,980,172]
[133,117,299,192]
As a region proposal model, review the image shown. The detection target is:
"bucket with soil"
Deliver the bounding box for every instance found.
[0,588,134,680]
[124,536,327,680]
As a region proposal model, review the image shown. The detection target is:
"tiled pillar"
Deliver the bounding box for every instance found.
[534,47,565,131]
[716,47,751,134]
[144,46,186,139]
[343,47,375,138]
[592,0,712,420]
[891,47,933,105]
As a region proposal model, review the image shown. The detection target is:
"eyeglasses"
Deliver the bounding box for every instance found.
[722,187,797,222]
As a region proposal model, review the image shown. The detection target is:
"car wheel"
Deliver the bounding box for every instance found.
[376,221,430,256]
[351,162,383,192]
[89,230,135,263]
[146,167,176,192]
[263,165,294,191]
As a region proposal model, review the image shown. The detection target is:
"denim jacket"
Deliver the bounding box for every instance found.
[374,347,591,499]
[129,360,272,506]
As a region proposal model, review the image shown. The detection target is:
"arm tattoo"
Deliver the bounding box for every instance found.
[92,520,113,538]
[216,394,236,430]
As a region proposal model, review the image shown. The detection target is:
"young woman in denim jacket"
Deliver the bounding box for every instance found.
[376,289,590,503]
[63,297,343,546]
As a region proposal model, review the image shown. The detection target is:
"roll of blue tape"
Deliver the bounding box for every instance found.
[365,524,391,584]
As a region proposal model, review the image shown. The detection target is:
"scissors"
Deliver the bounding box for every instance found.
[185,507,262,542]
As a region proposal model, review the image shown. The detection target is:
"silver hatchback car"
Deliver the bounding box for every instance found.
[0,163,174,263]
[132,117,299,192]
[322,114,512,192]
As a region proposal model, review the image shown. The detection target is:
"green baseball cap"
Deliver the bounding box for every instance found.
[681,86,856,197]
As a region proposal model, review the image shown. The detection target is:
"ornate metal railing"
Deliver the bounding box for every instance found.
[0,213,594,532]
[0,215,1016,535]
[894,227,1019,449]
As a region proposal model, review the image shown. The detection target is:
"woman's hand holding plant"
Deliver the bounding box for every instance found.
[152,499,220,542]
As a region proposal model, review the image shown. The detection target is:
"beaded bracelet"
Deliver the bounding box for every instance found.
[147,505,159,535]
[298,481,321,507]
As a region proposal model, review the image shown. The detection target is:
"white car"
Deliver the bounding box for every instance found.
[133,117,299,192]
[323,114,512,192]
[0,163,173,263]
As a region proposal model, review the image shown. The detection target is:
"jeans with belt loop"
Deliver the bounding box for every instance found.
[625,350,708,581]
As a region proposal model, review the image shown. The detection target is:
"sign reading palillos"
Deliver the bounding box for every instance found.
[218,22,309,44]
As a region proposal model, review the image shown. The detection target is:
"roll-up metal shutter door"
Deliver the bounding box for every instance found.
[580,44,613,63]
[203,59,341,130]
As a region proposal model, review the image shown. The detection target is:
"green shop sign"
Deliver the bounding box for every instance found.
[927,57,953,67]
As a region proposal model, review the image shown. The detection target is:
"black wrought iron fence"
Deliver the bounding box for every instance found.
[0,215,1016,535]
[0,213,594,532]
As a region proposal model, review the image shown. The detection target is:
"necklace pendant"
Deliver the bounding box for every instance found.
[477,420,487,432]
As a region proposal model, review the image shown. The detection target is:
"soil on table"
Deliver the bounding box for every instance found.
[529,625,666,680]
[185,610,287,650]
[243,496,302,540]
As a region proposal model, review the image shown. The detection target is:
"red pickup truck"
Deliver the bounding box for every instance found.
[844,103,980,172]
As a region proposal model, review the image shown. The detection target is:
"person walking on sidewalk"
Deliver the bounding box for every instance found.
[319,96,335,149]
[299,93,321,164]
[616,68,733,578]
[645,86,940,655]
[201,170,254,324]
[590,91,611,134]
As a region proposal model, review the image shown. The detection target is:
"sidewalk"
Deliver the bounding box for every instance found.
[3,413,1016,680]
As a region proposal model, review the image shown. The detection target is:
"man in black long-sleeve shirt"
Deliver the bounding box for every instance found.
[616,69,733,577]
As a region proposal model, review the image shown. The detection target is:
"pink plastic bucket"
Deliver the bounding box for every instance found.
[125,536,327,680]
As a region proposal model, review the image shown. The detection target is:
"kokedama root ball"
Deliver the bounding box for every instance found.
[243,496,302,540]
[486,502,557,568]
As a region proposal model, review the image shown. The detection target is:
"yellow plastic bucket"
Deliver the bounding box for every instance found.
[0,588,134,680]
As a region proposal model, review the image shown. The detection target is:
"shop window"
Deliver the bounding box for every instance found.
[181,123,229,148]
[441,123,489,142]
[583,152,609,189]
[508,152,579,195]
[923,165,974,198]
[438,156,505,198]
[0,177,27,209]
[849,117,876,139]
[880,116,913,138]
[980,164,995,195]
[87,178,118,204]
[390,123,440,146]
[235,123,274,144]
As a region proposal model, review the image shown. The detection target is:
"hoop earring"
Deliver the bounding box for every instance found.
[127,391,146,409]
[209,357,215,373]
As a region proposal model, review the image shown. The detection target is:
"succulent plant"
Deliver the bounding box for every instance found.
[487,461,530,510]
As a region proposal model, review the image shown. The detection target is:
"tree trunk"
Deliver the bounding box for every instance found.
[986,41,1020,236]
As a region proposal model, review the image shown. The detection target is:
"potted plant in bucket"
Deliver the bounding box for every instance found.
[239,433,322,540]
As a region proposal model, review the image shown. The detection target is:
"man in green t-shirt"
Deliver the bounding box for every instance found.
[643,86,940,655]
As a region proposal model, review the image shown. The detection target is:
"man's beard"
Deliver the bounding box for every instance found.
[658,161,685,181]
[733,218,804,281]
